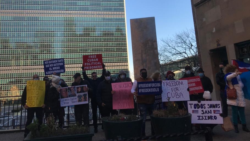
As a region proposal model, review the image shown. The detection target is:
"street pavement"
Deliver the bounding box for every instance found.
[1,100,250,141]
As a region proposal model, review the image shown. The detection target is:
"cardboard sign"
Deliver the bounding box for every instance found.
[83,54,103,70]
[44,58,65,75]
[137,81,162,95]
[112,82,134,110]
[60,85,88,107]
[188,101,223,124]
[26,80,45,107]
[180,76,204,94]
[162,80,190,102]
[240,71,250,100]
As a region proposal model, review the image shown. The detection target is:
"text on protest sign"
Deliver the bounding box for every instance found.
[60,85,88,107]
[137,81,162,95]
[83,54,103,70]
[112,82,134,110]
[162,80,190,102]
[43,58,65,75]
[26,80,45,107]
[188,101,223,124]
[180,76,204,94]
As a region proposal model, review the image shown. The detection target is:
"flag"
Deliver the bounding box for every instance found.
[232,60,250,72]
[213,110,221,114]
[192,110,199,114]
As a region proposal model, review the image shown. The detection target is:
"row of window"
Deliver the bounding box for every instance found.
[1,52,128,60]
[0,5,124,12]
[0,32,125,38]
[0,17,125,22]
[0,57,128,67]
[0,21,125,27]
[0,47,127,54]
[0,1,124,7]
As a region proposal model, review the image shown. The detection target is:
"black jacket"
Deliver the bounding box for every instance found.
[182,72,195,78]
[115,73,132,83]
[97,80,113,105]
[200,75,213,93]
[45,87,60,113]
[82,69,105,100]
[216,69,225,90]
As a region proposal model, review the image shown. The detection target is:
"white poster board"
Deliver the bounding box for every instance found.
[188,101,223,124]
[60,85,88,107]
[162,80,190,102]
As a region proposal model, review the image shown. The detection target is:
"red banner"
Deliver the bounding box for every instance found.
[83,54,103,70]
[180,76,204,95]
[112,82,134,110]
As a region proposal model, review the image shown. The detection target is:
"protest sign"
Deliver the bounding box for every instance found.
[44,58,65,75]
[60,85,88,107]
[180,76,204,94]
[162,80,189,102]
[240,71,250,100]
[188,101,223,124]
[137,81,162,95]
[83,54,103,70]
[26,80,45,107]
[112,82,134,110]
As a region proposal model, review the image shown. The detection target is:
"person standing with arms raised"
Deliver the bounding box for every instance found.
[81,63,105,133]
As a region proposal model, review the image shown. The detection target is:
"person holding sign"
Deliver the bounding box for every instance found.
[45,75,64,128]
[82,63,105,133]
[72,73,92,127]
[224,65,249,133]
[197,68,213,100]
[21,74,45,138]
[131,68,155,136]
[151,71,162,110]
[97,71,118,117]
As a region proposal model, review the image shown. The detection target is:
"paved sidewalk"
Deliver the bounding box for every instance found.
[1,101,250,141]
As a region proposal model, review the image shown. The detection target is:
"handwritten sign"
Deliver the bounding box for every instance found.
[44,58,65,75]
[83,54,103,70]
[188,101,223,124]
[60,85,88,107]
[137,81,162,95]
[180,76,204,94]
[162,80,189,102]
[26,80,45,107]
[112,82,134,110]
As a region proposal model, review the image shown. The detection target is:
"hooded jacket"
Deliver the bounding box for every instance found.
[96,79,114,105]
[115,70,132,83]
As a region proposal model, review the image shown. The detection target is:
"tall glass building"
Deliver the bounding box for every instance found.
[0,0,129,98]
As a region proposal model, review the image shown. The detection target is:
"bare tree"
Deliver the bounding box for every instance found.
[159,29,199,72]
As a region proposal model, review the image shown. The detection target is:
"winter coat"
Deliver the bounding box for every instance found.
[216,69,226,90]
[200,75,213,93]
[45,87,60,113]
[82,69,105,100]
[225,73,245,107]
[97,80,113,106]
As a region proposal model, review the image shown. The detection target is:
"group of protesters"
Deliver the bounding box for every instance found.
[21,62,250,138]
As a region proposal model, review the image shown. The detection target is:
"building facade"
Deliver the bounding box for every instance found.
[0,0,129,98]
[130,17,160,79]
[191,0,250,99]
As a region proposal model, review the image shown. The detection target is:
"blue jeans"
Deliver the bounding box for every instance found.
[138,104,154,136]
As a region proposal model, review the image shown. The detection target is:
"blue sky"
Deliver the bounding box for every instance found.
[125,0,195,76]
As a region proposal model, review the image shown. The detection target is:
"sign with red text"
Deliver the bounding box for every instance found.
[188,101,223,124]
[180,76,204,94]
[162,80,189,102]
[83,54,103,70]
[112,82,134,110]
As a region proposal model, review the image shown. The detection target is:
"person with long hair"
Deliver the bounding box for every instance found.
[151,71,162,110]
[224,64,249,133]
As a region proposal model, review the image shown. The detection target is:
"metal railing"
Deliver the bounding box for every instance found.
[0,97,102,131]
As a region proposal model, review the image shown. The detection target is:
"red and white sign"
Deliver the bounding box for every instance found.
[180,76,204,95]
[83,54,103,70]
